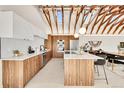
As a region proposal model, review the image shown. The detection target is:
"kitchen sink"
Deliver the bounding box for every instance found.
[65,51,77,54]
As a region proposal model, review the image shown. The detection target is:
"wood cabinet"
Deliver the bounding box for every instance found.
[23,55,42,85]
[52,35,78,58]
[2,54,43,88]
[64,59,94,86]
[45,50,52,63]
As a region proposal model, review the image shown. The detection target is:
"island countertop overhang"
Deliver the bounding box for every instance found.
[64,51,103,60]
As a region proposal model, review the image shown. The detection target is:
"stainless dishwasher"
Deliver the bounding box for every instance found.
[42,52,46,66]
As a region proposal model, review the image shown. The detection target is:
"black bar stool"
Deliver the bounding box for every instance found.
[95,56,108,84]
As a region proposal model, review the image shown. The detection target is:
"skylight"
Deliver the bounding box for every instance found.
[57,10,62,23]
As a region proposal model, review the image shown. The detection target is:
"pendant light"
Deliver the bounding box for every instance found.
[74,27,86,38]
[74,33,79,38]
[79,27,86,35]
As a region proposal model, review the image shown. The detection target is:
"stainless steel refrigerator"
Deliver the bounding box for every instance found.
[70,40,79,50]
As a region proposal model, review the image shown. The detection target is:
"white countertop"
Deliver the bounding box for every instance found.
[1,51,44,61]
[64,51,103,60]
[1,49,51,61]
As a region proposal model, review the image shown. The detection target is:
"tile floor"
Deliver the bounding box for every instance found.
[25,58,124,88]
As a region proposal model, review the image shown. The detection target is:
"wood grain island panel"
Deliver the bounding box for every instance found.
[64,59,94,86]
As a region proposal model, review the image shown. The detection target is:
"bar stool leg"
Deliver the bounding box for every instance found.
[94,65,97,72]
[103,65,108,84]
[96,65,100,76]
[107,60,110,67]
[112,59,114,71]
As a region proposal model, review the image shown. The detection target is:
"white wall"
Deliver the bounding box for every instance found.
[0,60,2,88]
[0,5,49,34]
[1,36,44,58]
[79,35,124,52]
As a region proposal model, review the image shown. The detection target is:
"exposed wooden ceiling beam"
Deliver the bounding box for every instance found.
[107,19,124,34]
[102,9,124,25]
[40,5,101,11]
[99,6,119,16]
[80,6,94,30]
[95,6,116,34]
[47,9,53,33]
[61,6,64,34]
[86,13,93,31]
[95,13,107,34]
[68,6,73,34]
[113,20,124,34]
[74,6,84,34]
[80,10,86,28]
[42,7,53,33]
[118,26,124,34]
[40,5,124,35]
[90,6,107,34]
[85,6,98,32]
[101,13,123,34]
[101,16,115,34]
[52,7,58,33]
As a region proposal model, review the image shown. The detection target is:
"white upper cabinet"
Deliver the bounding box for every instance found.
[0,12,13,38]
[13,13,34,40]
[0,11,47,40]
[34,27,48,39]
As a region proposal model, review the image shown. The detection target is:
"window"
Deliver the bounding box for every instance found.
[57,10,62,23]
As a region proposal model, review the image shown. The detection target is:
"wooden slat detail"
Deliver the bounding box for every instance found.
[83,6,96,33]
[102,11,123,26]
[107,19,124,34]
[99,6,119,16]
[118,26,124,34]
[42,7,53,33]
[113,21,124,34]
[95,6,116,34]
[52,7,58,33]
[95,13,108,34]
[74,6,84,34]
[86,13,93,31]
[90,6,106,34]
[101,13,124,34]
[62,6,64,34]
[80,6,87,28]
[68,6,73,34]
[47,9,53,33]
[40,5,124,35]
[90,6,116,34]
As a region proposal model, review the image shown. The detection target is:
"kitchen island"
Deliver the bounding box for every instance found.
[64,51,103,86]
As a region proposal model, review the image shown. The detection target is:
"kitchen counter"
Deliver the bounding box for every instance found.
[1,50,50,61]
[2,49,52,88]
[64,51,103,60]
[2,53,43,88]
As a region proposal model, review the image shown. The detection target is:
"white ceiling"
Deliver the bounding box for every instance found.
[0,5,50,34]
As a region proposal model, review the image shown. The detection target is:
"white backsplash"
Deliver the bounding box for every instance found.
[1,36,44,58]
